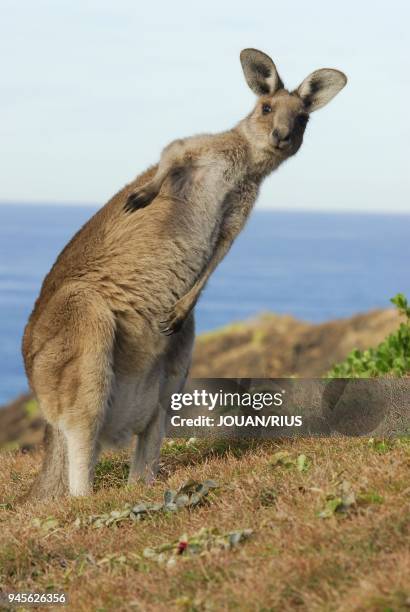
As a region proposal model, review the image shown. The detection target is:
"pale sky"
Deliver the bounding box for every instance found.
[1,0,409,212]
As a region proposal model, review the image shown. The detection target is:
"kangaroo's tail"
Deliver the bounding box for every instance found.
[27,424,68,500]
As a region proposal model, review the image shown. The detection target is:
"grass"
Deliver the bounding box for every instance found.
[1,296,409,609]
[1,437,410,611]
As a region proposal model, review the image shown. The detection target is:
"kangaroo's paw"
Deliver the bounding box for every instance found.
[159,300,191,336]
[124,187,157,213]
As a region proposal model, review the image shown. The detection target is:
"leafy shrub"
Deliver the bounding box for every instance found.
[327,294,410,378]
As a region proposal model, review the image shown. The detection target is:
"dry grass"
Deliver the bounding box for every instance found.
[1,437,410,611]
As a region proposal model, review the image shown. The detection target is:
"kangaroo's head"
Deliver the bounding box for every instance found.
[239,48,347,167]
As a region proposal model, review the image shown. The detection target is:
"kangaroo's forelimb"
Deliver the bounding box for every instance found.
[125,139,188,212]
[159,181,258,334]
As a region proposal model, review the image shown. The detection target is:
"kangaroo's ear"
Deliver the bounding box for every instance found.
[240,48,284,96]
[296,69,347,113]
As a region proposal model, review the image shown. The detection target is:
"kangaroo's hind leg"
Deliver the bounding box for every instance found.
[29,288,116,497]
[160,312,195,429]
[128,315,195,484]
[62,415,103,497]
[126,365,165,485]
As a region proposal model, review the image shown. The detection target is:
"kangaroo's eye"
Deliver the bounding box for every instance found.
[297,113,309,128]
[262,104,272,115]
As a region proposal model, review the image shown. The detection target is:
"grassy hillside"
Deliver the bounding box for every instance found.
[1,301,409,611]
[192,309,400,378]
[1,437,410,611]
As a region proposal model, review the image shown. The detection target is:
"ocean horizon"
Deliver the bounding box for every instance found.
[0,203,409,405]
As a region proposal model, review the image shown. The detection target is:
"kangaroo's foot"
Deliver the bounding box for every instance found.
[159,296,193,336]
[124,183,159,213]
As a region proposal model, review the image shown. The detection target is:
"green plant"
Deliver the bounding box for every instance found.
[327,294,410,378]
[24,399,38,418]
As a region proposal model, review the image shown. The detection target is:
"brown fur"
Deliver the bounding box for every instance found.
[22,49,346,498]
[125,50,346,332]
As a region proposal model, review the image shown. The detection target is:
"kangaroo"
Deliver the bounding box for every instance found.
[22,49,346,498]
[124,48,347,334]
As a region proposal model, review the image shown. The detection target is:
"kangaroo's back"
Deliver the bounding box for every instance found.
[23,162,220,378]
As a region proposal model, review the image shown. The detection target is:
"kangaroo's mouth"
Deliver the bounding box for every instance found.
[272,145,289,156]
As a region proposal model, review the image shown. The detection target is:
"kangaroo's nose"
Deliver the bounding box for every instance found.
[272,128,291,148]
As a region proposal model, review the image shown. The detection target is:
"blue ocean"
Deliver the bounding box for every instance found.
[0,204,409,405]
